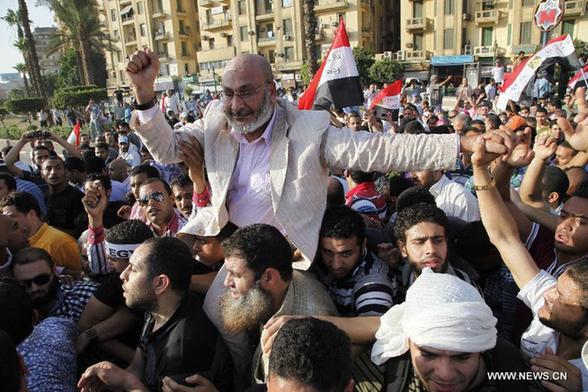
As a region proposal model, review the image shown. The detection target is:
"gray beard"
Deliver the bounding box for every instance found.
[219,283,273,333]
[226,92,275,134]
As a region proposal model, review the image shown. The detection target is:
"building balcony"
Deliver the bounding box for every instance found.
[475,9,501,24]
[201,17,232,31]
[255,10,274,21]
[152,10,167,18]
[258,36,276,46]
[406,17,430,32]
[218,0,231,5]
[154,31,169,40]
[106,79,119,89]
[119,0,132,5]
[124,37,138,46]
[196,46,236,63]
[564,0,586,15]
[511,44,539,54]
[121,13,134,25]
[405,50,430,61]
[158,52,170,62]
[361,26,371,34]
[474,45,503,57]
[199,0,214,6]
[314,0,348,13]
[178,30,190,38]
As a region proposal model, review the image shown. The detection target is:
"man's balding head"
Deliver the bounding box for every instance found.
[108,158,130,182]
[225,54,273,84]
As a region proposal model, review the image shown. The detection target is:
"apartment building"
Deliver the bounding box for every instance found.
[98,0,201,94]
[399,0,588,81]
[196,0,387,88]
[33,27,61,75]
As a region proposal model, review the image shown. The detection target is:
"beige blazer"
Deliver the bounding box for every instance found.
[132,98,459,259]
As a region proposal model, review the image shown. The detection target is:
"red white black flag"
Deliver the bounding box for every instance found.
[497,34,580,110]
[298,17,363,110]
[568,64,588,91]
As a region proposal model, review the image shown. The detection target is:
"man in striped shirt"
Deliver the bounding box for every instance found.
[313,206,397,317]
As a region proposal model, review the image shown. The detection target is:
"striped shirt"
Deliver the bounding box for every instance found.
[314,249,397,316]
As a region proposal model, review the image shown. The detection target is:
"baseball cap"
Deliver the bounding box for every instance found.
[118,135,129,144]
[505,115,527,132]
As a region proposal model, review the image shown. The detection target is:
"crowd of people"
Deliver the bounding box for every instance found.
[1,47,588,392]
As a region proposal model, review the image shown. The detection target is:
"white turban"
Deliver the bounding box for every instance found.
[371,268,497,365]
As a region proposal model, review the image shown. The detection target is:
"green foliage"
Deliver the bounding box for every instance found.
[90,49,107,88]
[184,86,193,96]
[51,86,108,109]
[41,73,59,98]
[300,60,322,86]
[353,47,375,87]
[56,47,82,89]
[368,59,404,85]
[5,98,45,114]
[7,89,26,100]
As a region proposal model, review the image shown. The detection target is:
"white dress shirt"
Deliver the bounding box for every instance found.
[429,174,480,222]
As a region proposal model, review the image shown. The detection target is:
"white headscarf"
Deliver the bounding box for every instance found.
[371,268,497,365]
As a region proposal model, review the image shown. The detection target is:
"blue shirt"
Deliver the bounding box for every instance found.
[18,317,77,392]
[16,178,47,218]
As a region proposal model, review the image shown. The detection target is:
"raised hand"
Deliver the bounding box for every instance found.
[558,87,588,153]
[82,182,109,218]
[125,48,160,104]
[533,133,557,161]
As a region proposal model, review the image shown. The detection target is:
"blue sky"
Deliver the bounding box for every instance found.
[0,0,55,74]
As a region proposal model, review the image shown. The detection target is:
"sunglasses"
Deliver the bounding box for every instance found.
[21,273,51,288]
[138,191,166,206]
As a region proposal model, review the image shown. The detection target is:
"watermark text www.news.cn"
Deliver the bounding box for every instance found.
[487,372,568,381]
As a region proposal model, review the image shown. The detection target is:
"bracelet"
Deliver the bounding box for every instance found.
[132,96,157,111]
[473,177,496,191]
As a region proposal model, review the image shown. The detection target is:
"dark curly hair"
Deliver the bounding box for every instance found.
[394,202,448,243]
[269,317,352,392]
[222,224,293,281]
[106,219,154,245]
[395,186,435,213]
[319,205,365,245]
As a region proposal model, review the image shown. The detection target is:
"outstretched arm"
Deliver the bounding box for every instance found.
[472,137,540,289]
[519,134,557,211]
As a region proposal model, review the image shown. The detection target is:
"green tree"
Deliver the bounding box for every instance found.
[5,97,44,123]
[353,47,375,87]
[39,0,105,85]
[573,39,587,59]
[300,60,322,86]
[368,59,404,85]
[13,63,30,97]
[18,0,45,100]
[56,47,82,89]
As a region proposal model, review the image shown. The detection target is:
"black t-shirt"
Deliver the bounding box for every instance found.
[47,185,84,234]
[93,272,125,309]
[139,293,220,392]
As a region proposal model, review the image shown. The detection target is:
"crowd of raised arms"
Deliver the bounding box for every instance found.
[1,48,588,392]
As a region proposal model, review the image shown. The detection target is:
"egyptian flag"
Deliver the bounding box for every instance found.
[298,17,363,110]
[497,34,580,110]
[369,80,402,119]
[67,120,81,146]
[568,64,588,91]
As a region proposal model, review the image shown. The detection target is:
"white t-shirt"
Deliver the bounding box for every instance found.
[492,66,504,83]
[518,270,588,389]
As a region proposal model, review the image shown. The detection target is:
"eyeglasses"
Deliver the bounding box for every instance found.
[138,191,166,206]
[221,84,267,102]
[21,273,51,288]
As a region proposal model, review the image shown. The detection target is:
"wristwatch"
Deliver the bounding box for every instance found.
[132,96,158,111]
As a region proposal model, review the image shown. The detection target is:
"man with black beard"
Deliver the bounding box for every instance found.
[126,50,515,262]
[11,247,98,322]
[187,224,337,390]
[394,202,477,297]
[78,237,227,392]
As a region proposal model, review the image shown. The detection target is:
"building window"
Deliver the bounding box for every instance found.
[268,50,275,63]
[240,26,248,41]
[111,9,116,22]
[181,41,189,56]
[520,22,531,44]
[413,33,423,50]
[227,35,233,46]
[481,26,493,46]
[413,0,423,18]
[206,10,212,24]
[283,18,293,35]
[481,0,495,10]
[137,1,143,14]
[562,20,574,37]
[282,0,293,7]
[140,23,147,36]
[284,47,294,61]
[238,0,247,14]
[444,0,454,15]
[177,0,184,12]
[507,23,512,45]
[179,20,186,35]
[209,38,215,49]
[443,28,454,49]
[522,0,534,6]
[184,63,190,74]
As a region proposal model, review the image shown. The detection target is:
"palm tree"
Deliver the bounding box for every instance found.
[18,0,46,100]
[13,63,30,97]
[303,0,318,76]
[2,9,40,96]
[39,0,105,85]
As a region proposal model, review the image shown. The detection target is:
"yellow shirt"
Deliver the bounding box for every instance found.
[29,223,82,270]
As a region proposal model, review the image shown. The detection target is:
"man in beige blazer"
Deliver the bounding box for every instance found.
[126,49,514,260]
